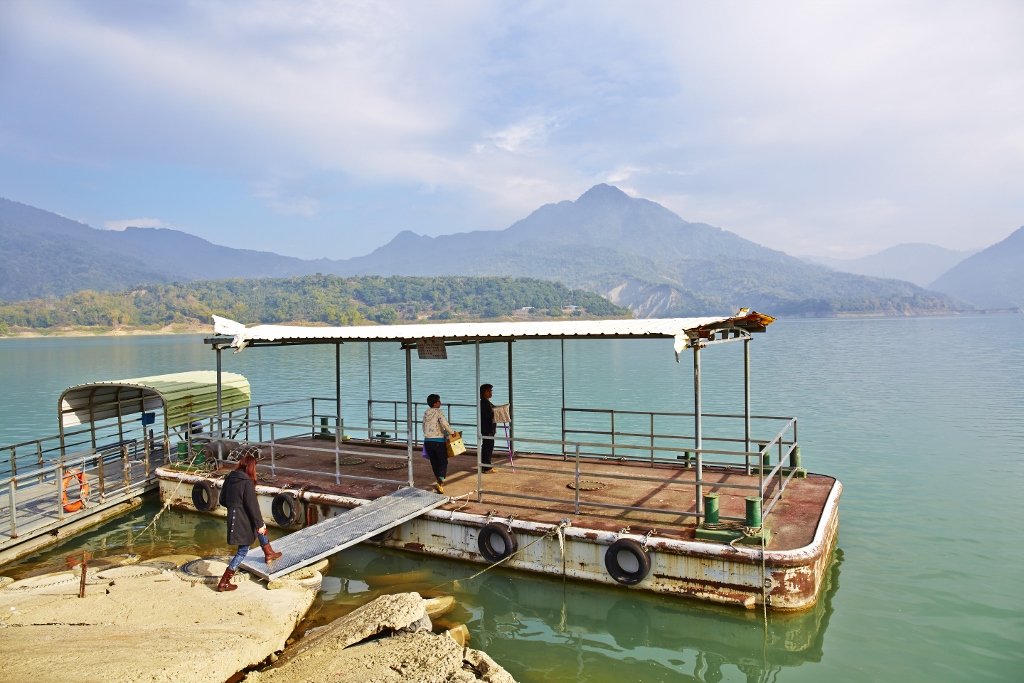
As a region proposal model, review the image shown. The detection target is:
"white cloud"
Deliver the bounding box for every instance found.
[103,217,168,231]
[1,0,1023,255]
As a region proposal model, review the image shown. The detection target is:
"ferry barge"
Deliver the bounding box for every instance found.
[154,312,840,611]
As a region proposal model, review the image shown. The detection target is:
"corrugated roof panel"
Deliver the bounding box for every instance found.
[60,371,251,429]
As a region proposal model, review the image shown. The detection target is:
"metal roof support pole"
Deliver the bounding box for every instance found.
[560,338,566,460]
[507,341,514,463]
[476,340,482,503]
[693,342,703,517]
[744,337,751,476]
[405,345,414,488]
[116,387,124,443]
[335,342,342,485]
[367,342,373,440]
[216,346,223,462]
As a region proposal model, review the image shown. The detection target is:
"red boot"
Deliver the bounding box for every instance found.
[262,544,283,562]
[217,568,238,592]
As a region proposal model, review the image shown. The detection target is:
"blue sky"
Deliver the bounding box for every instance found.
[1,0,1022,260]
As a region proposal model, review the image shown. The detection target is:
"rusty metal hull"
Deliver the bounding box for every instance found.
[157,468,841,611]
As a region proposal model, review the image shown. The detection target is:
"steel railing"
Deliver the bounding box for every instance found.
[0,442,160,542]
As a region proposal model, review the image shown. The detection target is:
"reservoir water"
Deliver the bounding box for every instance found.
[2,315,1022,681]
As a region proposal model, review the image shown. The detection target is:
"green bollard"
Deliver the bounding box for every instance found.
[745,496,762,528]
[789,445,802,469]
[703,493,720,525]
[320,417,330,436]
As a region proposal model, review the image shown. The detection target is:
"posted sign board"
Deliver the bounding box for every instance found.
[417,339,448,360]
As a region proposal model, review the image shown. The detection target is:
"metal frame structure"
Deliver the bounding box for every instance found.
[196,312,802,526]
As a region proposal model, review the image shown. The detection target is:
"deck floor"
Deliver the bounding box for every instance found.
[223,438,834,551]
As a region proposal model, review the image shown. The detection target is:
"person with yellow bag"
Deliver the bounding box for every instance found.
[422,393,458,494]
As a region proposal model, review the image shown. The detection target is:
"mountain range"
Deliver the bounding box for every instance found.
[806,244,975,288]
[2,186,1013,316]
[929,227,1024,309]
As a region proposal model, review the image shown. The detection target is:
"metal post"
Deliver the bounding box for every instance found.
[610,411,616,459]
[560,338,566,459]
[744,337,751,476]
[258,405,263,444]
[507,341,514,460]
[574,443,581,514]
[8,446,14,479]
[143,436,150,478]
[36,441,43,483]
[367,342,374,440]
[269,423,276,476]
[405,345,414,488]
[98,449,105,503]
[693,342,703,515]
[476,340,482,502]
[56,463,64,521]
[8,480,17,538]
[335,342,342,485]
[116,387,124,444]
[215,346,223,461]
[122,445,130,495]
[650,413,655,468]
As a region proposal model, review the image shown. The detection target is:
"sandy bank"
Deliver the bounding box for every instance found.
[0,559,318,683]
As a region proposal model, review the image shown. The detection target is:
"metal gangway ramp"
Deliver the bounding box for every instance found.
[241,487,448,580]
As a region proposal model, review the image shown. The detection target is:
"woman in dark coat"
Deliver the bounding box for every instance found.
[480,383,495,473]
[217,454,282,592]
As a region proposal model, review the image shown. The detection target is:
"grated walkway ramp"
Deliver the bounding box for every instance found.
[241,487,448,580]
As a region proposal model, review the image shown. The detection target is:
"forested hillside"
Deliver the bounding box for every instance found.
[0,275,629,333]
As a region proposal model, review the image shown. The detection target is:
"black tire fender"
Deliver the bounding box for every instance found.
[191,480,218,512]
[477,523,517,563]
[605,538,651,585]
[271,493,303,527]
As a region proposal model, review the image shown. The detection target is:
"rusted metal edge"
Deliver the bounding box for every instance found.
[156,469,843,569]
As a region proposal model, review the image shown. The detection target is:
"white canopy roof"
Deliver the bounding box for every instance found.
[213,311,774,358]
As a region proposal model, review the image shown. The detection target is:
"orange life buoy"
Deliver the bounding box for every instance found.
[62,468,90,513]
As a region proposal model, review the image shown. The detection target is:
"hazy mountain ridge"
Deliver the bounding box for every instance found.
[0,197,327,300]
[334,185,963,316]
[928,227,1024,309]
[0,188,976,317]
[807,243,974,287]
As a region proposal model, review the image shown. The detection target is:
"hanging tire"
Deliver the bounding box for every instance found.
[605,538,651,586]
[271,493,303,527]
[477,523,517,563]
[191,481,218,512]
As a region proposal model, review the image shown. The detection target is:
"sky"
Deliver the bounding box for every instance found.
[1,0,1022,260]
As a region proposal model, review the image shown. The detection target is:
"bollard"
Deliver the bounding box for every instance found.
[745,496,762,528]
[320,417,330,437]
[789,445,802,469]
[703,493,720,525]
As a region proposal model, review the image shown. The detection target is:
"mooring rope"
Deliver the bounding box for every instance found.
[131,450,216,541]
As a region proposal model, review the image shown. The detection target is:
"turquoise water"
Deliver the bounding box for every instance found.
[2,315,1023,681]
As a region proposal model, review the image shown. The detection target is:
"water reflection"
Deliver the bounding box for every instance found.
[3,499,839,683]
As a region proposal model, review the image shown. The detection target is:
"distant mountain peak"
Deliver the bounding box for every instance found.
[576,183,631,204]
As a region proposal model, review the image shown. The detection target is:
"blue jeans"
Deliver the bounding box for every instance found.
[228,532,269,570]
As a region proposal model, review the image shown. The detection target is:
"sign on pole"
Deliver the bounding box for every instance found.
[417,339,447,360]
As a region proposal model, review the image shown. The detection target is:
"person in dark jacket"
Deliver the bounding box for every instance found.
[217,454,282,592]
[480,383,495,473]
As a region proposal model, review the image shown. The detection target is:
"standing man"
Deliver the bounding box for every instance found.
[480,383,496,473]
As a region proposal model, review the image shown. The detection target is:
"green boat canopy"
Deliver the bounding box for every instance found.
[59,371,251,430]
